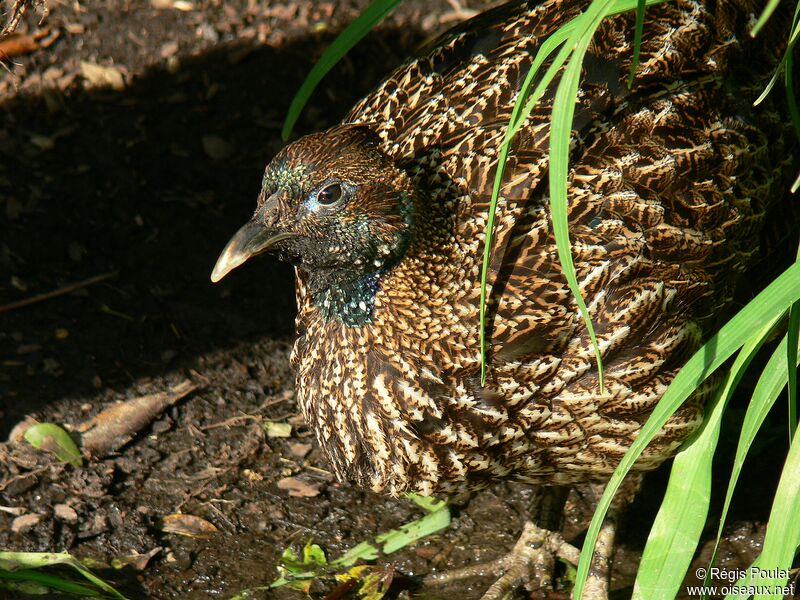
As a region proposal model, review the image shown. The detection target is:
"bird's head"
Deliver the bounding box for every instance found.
[211,124,414,292]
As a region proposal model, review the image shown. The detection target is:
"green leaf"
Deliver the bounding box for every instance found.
[0,552,127,599]
[263,421,292,438]
[330,541,381,568]
[548,0,620,394]
[726,426,800,600]
[632,315,781,600]
[404,492,447,513]
[358,568,393,599]
[23,423,83,467]
[787,248,800,438]
[281,0,402,140]
[0,570,101,596]
[276,540,326,577]
[271,500,450,589]
[375,505,450,554]
[302,541,327,568]
[574,260,800,599]
[479,15,578,385]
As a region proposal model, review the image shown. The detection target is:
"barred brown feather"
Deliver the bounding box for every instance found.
[218,0,795,497]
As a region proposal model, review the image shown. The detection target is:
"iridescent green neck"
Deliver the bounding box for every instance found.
[313,272,383,326]
[304,186,415,327]
[308,224,411,327]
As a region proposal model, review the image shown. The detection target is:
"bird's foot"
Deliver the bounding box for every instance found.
[424,520,580,600]
[424,511,618,600]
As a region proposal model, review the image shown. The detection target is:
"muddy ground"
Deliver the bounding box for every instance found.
[0,1,795,599]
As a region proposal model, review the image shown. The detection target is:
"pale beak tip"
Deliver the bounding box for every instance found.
[210,251,241,284]
[210,220,289,284]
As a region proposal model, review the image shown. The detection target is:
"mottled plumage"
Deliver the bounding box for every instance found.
[214,0,793,498]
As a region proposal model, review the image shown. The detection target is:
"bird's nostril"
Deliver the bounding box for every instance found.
[257,191,281,227]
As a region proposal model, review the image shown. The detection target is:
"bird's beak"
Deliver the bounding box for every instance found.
[210,221,294,283]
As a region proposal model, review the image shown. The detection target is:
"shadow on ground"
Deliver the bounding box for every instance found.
[0,24,425,427]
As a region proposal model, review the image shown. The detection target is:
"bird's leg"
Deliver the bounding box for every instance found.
[574,474,644,600]
[477,486,571,600]
[424,487,580,597]
[425,476,643,599]
[474,502,621,600]
[580,499,619,600]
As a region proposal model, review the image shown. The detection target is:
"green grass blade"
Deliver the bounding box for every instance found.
[479,29,576,384]
[707,328,800,588]
[374,505,450,553]
[633,316,780,600]
[786,52,800,142]
[271,499,450,588]
[481,0,668,385]
[0,569,102,596]
[0,552,127,599]
[281,0,402,141]
[632,375,727,600]
[753,9,800,106]
[754,68,783,107]
[725,428,800,599]
[783,4,800,143]
[627,0,647,88]
[750,0,781,37]
[480,0,668,383]
[788,251,800,439]
[789,301,799,439]
[574,260,800,599]
[548,0,621,394]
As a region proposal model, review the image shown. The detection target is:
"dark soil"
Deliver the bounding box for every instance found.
[0,1,795,599]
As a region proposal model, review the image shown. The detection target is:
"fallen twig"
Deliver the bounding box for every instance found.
[0,272,117,314]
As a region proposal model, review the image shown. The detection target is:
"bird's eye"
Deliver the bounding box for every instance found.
[316,183,343,206]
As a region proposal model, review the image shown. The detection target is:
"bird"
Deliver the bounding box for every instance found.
[211,0,793,596]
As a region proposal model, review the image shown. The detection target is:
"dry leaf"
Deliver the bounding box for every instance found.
[79,380,197,457]
[80,61,125,91]
[111,547,162,570]
[289,443,312,458]
[0,33,38,59]
[161,514,218,539]
[160,41,179,59]
[202,135,233,160]
[0,505,26,516]
[151,0,194,9]
[11,513,43,534]
[277,476,320,498]
[53,503,78,523]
